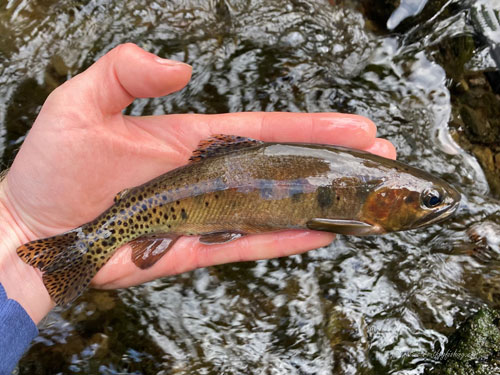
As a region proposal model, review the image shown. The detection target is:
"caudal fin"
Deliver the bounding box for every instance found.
[17,231,100,305]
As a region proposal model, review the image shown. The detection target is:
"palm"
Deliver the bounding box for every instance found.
[5,44,396,290]
[9,110,190,236]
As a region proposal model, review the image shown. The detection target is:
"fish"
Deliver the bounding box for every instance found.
[16,135,461,305]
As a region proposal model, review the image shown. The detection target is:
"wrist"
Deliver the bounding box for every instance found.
[0,177,54,324]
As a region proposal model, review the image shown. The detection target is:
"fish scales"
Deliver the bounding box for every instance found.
[16,136,461,305]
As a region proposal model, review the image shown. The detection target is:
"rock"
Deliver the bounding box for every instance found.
[429,307,500,374]
[450,73,500,198]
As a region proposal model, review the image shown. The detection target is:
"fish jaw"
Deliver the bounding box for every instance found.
[412,194,461,229]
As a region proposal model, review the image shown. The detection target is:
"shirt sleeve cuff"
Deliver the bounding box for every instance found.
[0,282,38,374]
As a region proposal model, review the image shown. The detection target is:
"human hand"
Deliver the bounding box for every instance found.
[0,43,395,322]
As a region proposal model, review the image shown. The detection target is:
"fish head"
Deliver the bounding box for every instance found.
[360,169,461,233]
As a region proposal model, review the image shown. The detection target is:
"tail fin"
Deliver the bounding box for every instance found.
[17,231,101,305]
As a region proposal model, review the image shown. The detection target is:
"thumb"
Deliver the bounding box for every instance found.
[53,43,192,115]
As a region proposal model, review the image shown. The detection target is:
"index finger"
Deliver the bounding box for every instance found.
[132,111,380,153]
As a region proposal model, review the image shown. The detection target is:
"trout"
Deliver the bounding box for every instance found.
[17,135,461,305]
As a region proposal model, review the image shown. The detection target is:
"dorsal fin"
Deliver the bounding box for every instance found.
[189,135,263,163]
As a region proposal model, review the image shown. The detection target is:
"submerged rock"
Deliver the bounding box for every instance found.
[450,75,500,198]
[430,307,500,375]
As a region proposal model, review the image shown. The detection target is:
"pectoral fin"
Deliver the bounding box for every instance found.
[199,231,244,244]
[306,218,379,236]
[130,234,180,269]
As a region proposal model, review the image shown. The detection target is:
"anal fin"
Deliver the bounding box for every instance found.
[130,234,180,269]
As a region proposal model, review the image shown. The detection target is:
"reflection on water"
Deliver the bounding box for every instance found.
[0,0,499,374]
[386,0,429,30]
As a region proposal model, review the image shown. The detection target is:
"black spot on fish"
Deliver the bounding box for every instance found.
[142,204,147,211]
[181,208,188,219]
[317,186,333,209]
[173,214,177,220]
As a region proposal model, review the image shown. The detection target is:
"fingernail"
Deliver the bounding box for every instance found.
[364,138,397,160]
[155,57,191,68]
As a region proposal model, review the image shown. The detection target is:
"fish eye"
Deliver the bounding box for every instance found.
[422,189,443,208]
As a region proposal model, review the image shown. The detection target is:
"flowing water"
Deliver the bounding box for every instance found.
[0,0,499,374]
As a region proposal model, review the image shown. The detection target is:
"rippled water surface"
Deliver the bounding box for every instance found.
[1,0,499,374]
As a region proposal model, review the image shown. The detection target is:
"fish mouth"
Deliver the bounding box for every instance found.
[413,197,461,229]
